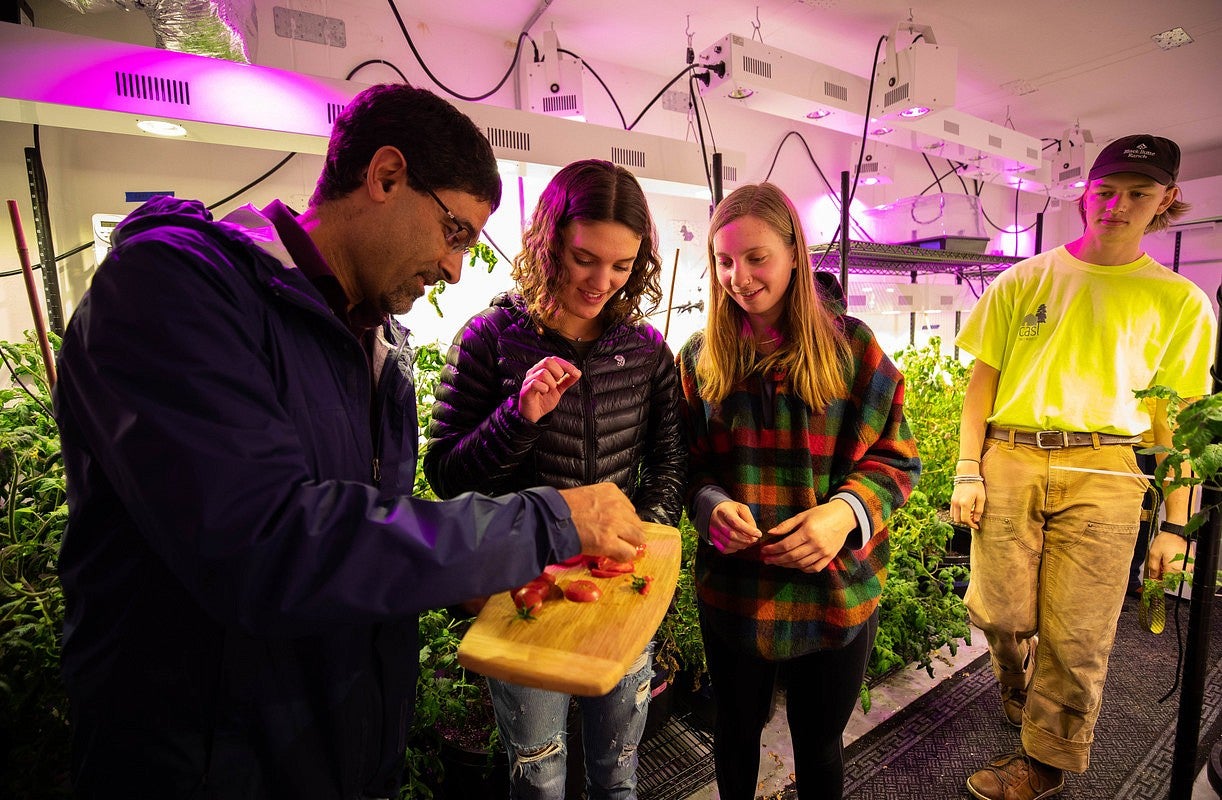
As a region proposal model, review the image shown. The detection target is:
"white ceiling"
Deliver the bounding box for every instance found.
[407,0,1222,180]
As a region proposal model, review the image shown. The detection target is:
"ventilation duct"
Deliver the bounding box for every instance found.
[53,0,256,62]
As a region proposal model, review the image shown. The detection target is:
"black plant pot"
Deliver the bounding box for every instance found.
[436,738,509,800]
[672,670,717,731]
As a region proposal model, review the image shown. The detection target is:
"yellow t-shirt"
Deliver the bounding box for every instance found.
[956,245,1216,435]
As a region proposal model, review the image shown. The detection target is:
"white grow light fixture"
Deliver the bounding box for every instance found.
[1045,126,1103,199]
[872,23,957,120]
[0,22,742,199]
[697,33,871,138]
[853,139,893,186]
[524,29,585,119]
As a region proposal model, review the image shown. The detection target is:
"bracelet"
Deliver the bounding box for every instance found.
[957,457,980,463]
[952,475,985,485]
[1159,521,1186,536]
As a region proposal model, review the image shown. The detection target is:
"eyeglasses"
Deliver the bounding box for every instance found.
[411,172,477,255]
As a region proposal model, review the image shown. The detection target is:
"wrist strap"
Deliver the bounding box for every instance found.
[1159,520,1186,536]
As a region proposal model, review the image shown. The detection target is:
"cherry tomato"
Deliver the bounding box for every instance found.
[635,542,647,558]
[631,575,653,596]
[564,580,602,603]
[512,585,544,616]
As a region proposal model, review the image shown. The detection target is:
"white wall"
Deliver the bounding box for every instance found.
[1,0,1216,355]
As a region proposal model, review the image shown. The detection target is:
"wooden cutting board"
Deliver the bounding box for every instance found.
[458,522,681,696]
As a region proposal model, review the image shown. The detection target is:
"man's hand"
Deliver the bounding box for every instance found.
[951,482,986,530]
[557,483,645,563]
[519,356,580,423]
[1147,531,1188,582]
[708,500,762,554]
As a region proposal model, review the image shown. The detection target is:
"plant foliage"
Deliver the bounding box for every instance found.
[654,514,706,688]
[864,338,974,697]
[0,332,70,797]
[1132,386,1222,605]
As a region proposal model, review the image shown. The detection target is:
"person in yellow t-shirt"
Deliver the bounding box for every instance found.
[950,134,1217,800]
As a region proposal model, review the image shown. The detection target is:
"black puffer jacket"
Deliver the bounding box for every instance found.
[425,293,685,526]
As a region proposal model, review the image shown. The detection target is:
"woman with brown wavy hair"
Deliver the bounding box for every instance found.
[424,159,685,800]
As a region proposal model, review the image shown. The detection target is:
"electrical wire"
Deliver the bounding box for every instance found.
[558,48,627,130]
[687,73,714,204]
[921,152,945,194]
[8,149,303,278]
[207,153,298,211]
[386,0,531,102]
[628,65,706,131]
[346,59,410,83]
[977,185,1051,235]
[694,75,718,153]
[762,130,873,242]
[845,35,889,212]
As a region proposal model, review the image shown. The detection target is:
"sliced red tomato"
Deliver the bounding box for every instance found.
[631,575,654,596]
[522,575,563,602]
[558,554,587,567]
[564,579,602,603]
[635,542,647,558]
[589,568,624,578]
[593,556,635,574]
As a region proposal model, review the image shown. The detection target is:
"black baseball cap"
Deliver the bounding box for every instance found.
[1088,134,1180,185]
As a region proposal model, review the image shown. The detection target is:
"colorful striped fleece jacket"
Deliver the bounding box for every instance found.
[677,316,920,660]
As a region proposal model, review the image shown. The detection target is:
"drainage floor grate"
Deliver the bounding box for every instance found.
[637,712,716,800]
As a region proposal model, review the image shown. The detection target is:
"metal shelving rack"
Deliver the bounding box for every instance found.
[808,239,1023,278]
[805,240,1025,348]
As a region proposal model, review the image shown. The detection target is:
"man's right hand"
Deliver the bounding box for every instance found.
[557,483,645,563]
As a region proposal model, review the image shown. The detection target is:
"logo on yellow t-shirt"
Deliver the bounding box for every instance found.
[1017,304,1047,339]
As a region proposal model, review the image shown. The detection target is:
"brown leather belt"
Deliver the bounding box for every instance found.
[986,425,1142,450]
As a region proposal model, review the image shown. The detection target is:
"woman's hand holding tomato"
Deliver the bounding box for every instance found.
[760,499,856,573]
[708,500,762,554]
[519,356,580,423]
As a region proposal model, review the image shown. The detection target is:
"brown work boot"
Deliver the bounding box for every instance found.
[966,748,1064,800]
[1000,685,1026,728]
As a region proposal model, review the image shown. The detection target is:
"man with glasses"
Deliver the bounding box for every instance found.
[53,83,646,799]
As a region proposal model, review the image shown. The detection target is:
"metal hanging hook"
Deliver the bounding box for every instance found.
[751,6,763,42]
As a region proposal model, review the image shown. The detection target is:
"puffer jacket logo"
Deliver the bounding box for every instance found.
[614,354,626,367]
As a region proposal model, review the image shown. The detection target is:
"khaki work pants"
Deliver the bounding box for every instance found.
[964,436,1149,772]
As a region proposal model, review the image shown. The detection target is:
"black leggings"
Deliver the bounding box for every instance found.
[703,610,878,800]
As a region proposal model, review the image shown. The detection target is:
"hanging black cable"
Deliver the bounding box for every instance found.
[628,65,704,130]
[346,59,410,83]
[12,150,302,278]
[687,73,714,205]
[386,0,530,102]
[762,131,873,242]
[845,35,888,212]
[557,48,627,129]
[694,75,719,153]
[921,152,946,194]
[207,153,298,211]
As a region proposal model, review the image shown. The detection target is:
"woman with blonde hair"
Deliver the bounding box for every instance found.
[677,182,920,799]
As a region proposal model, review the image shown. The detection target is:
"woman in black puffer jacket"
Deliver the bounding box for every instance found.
[424,159,685,800]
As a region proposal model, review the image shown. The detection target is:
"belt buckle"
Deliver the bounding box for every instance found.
[1035,430,1068,449]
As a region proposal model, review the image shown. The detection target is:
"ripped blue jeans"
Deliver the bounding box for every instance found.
[487,642,653,800]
